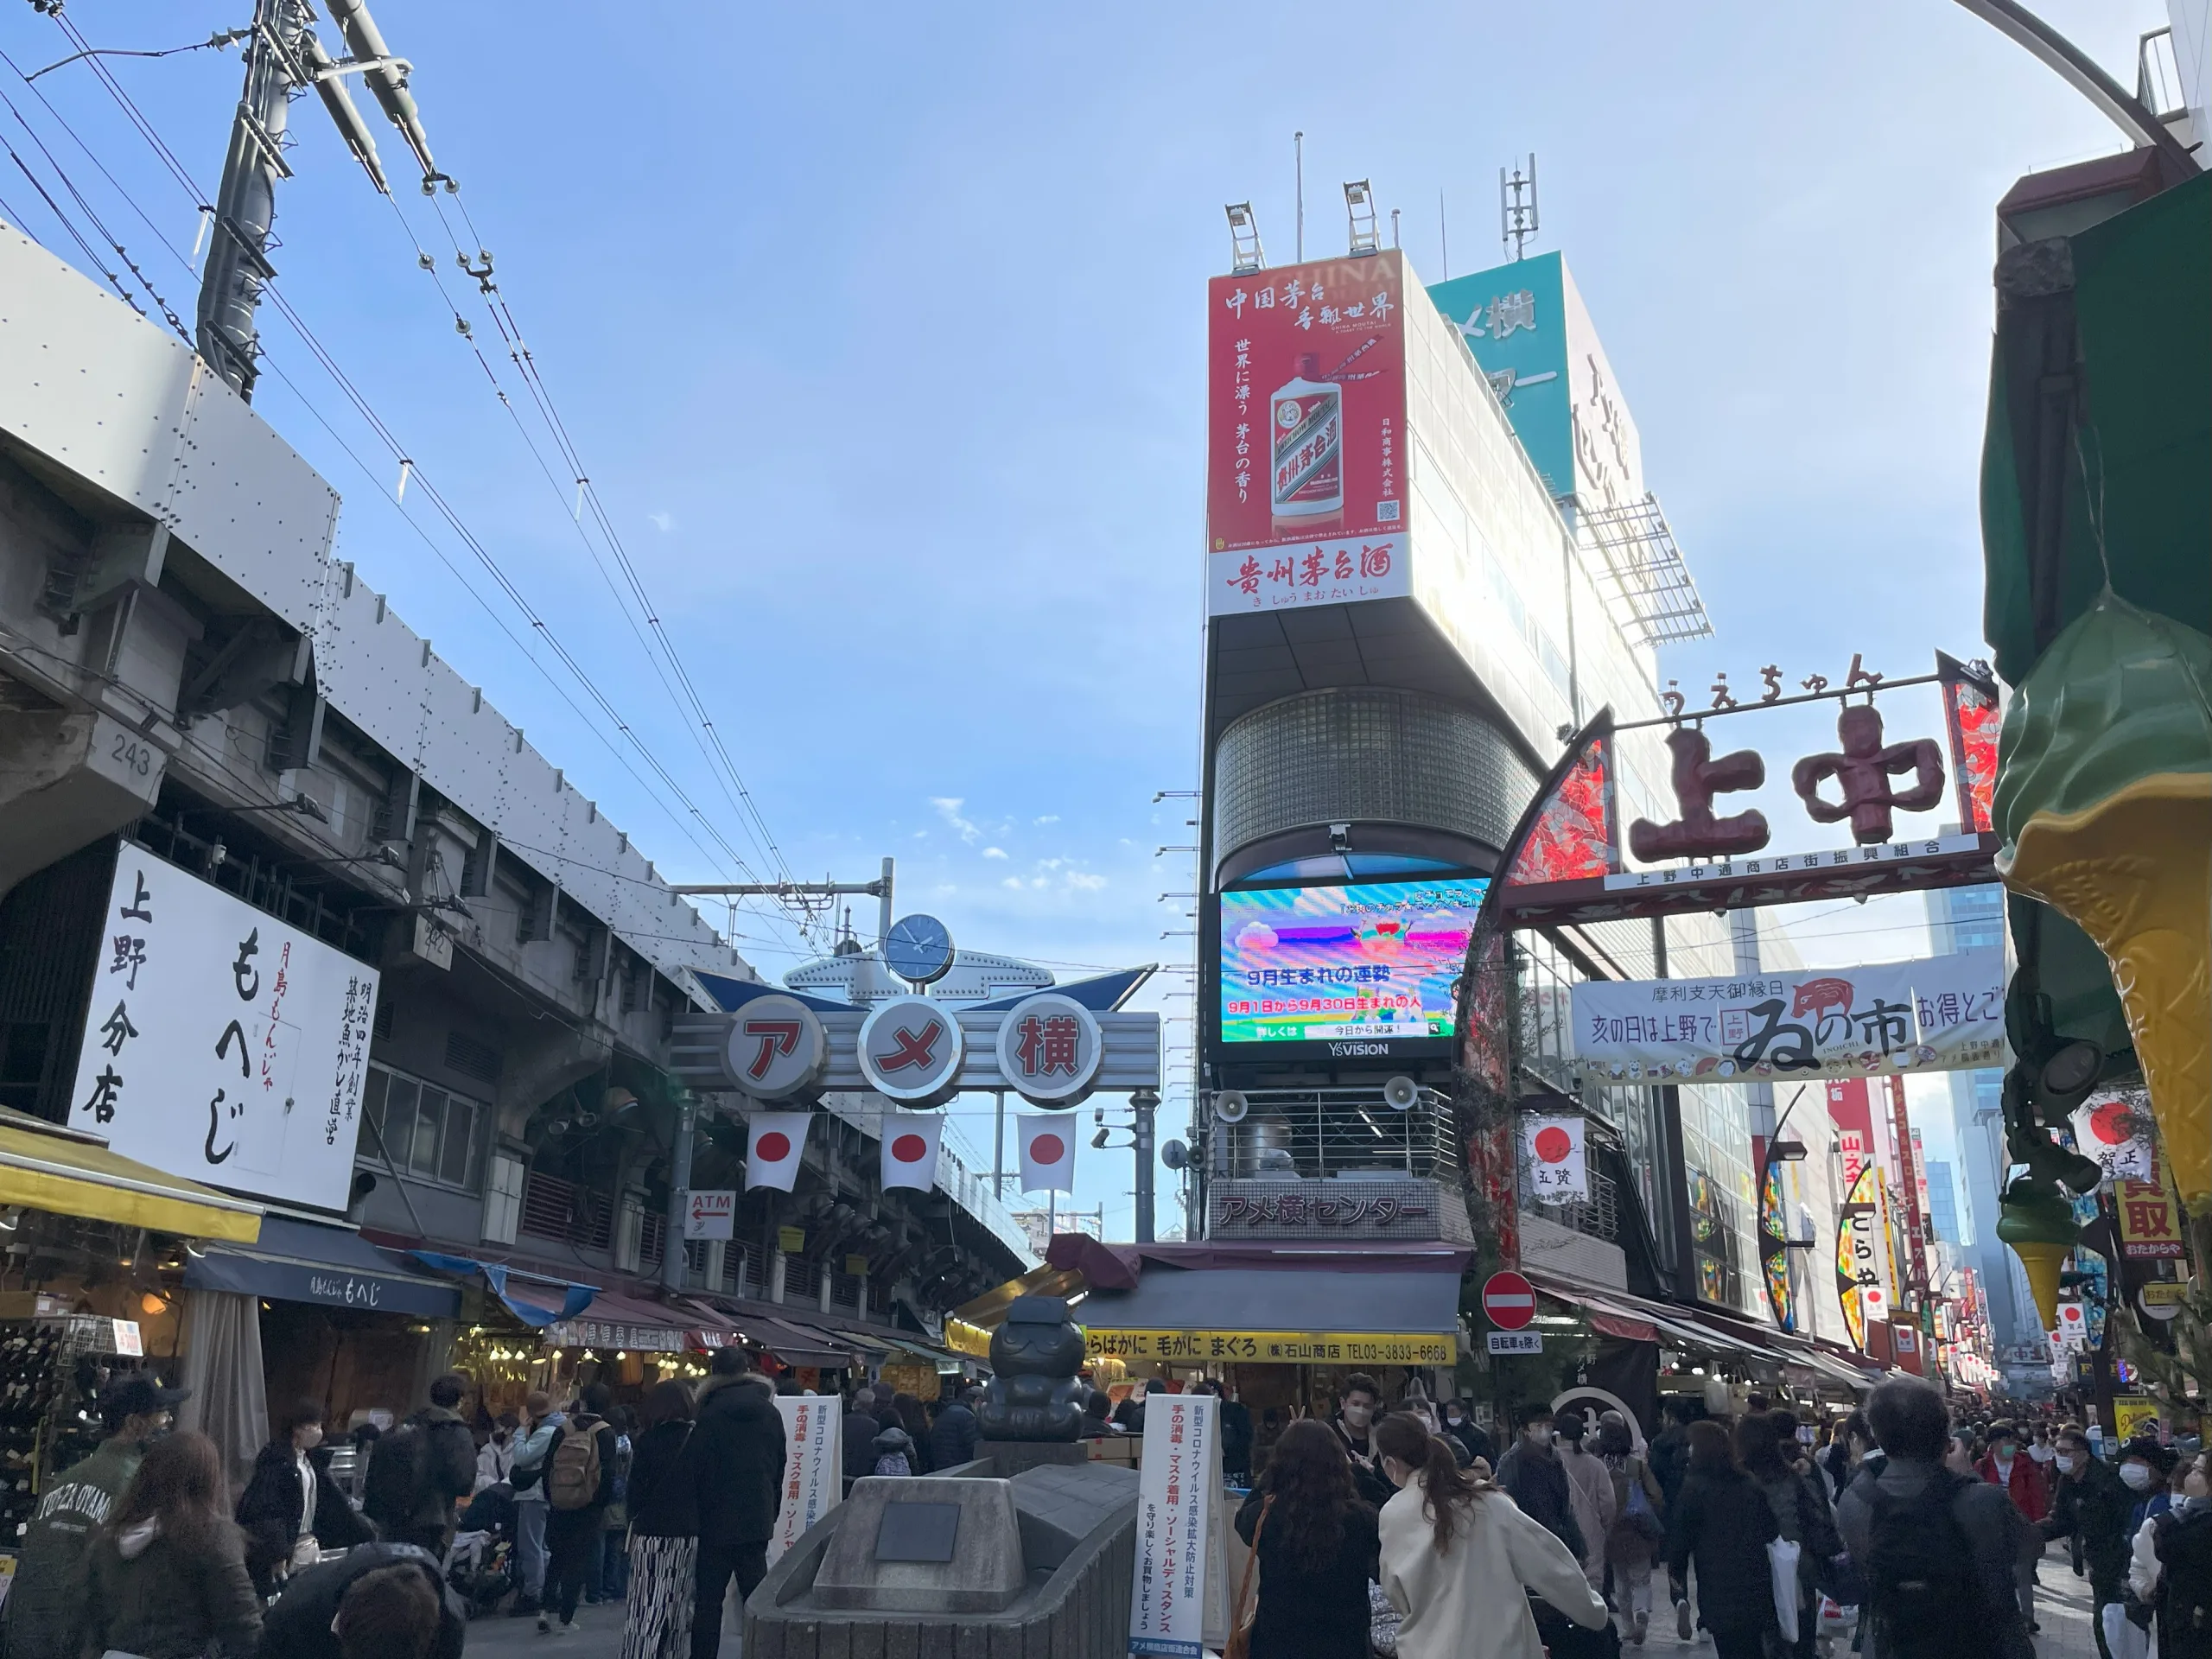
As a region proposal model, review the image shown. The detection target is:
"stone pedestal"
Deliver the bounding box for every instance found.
[982,1439,1088,1478]
[811,1476,1026,1613]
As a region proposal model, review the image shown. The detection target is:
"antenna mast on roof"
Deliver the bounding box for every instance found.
[1500,153,1539,262]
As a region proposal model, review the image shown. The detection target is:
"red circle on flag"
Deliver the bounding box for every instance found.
[755,1131,791,1161]
[1534,1126,1573,1163]
[1029,1134,1065,1165]
[2088,1101,2133,1145]
[893,1133,928,1163]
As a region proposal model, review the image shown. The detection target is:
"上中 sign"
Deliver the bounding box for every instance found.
[65,849,380,1211]
[1487,1332,1543,1356]
[1084,1328,1455,1366]
[857,996,963,1107]
[1128,1393,1219,1658]
[684,1190,736,1241]
[1573,951,2004,1084]
[767,1395,843,1567]
[997,993,1103,1104]
[1481,1269,1537,1332]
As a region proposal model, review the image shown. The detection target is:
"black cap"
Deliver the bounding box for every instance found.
[101,1373,190,1427]
[2123,1437,2177,1473]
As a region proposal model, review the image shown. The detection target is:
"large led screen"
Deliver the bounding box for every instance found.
[1217,877,1488,1046]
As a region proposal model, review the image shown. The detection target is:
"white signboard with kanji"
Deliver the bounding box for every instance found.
[66,848,378,1211]
[1520,1114,1588,1203]
[998,993,1103,1105]
[1128,1392,1221,1658]
[766,1395,843,1567]
[1571,952,2005,1084]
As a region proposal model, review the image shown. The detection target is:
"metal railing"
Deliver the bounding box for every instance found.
[1215,1086,1458,1180]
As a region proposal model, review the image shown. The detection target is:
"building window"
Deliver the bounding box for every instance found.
[360,1065,486,1192]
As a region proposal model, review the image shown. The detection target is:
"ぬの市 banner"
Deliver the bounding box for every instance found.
[1569,951,2005,1084]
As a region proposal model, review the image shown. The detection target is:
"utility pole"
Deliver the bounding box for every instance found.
[1131,1087,1158,1243]
[663,1093,695,1293]
[197,0,435,400]
[670,857,895,949]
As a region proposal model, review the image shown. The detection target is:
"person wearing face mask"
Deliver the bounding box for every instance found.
[1977,1421,2050,1631]
[2041,1427,2136,1656]
[238,1400,374,1601]
[1329,1374,1397,1508]
[1494,1406,1586,1565]
[2130,1451,2212,1658]
[1550,1412,1617,1594]
[1439,1400,1493,1471]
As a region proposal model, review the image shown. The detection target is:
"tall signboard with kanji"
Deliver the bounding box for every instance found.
[1207,252,1409,615]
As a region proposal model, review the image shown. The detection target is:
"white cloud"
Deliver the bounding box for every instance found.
[930,797,981,843]
[1066,872,1108,891]
[982,847,1008,860]
[647,510,675,532]
[1034,815,1060,825]
[1002,876,1024,889]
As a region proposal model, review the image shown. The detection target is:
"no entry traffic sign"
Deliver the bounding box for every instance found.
[1482,1269,1536,1332]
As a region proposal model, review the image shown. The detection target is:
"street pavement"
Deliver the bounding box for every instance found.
[444,1542,2105,1659]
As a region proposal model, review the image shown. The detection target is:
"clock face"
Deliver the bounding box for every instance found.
[884,913,956,986]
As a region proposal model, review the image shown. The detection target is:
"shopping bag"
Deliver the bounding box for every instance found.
[2101,1601,2149,1659]
[1767,1536,1802,1643]
[1816,1594,1859,1637]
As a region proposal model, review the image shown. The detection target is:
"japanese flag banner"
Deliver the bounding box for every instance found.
[1521,1114,1588,1204]
[2072,1094,2154,1185]
[1018,1111,1077,1194]
[745,1112,811,1192]
[880,1112,943,1193]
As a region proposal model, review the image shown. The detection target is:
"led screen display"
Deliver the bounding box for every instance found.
[1217,877,1487,1046]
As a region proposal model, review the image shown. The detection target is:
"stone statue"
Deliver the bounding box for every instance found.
[977,1294,1087,1442]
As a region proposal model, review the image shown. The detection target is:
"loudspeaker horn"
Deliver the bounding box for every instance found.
[1211,1090,1249,1124]
[1382,1075,1421,1112]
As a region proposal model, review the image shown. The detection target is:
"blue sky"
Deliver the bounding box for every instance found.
[0,1,2170,1234]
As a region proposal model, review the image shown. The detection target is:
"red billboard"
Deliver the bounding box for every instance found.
[1206,251,1410,615]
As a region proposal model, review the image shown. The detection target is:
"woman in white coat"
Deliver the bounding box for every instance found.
[1372,1412,1611,1659]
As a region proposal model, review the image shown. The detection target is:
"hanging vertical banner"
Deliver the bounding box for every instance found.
[1018,1111,1078,1194]
[2117,1143,2187,1259]
[2073,1092,2156,1184]
[880,1112,944,1192]
[766,1395,843,1567]
[1128,1392,1220,1658]
[1519,1114,1588,1203]
[745,1112,812,1192]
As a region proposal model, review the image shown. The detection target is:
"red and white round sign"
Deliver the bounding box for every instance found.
[995,993,1103,1104]
[721,995,827,1100]
[858,996,965,1107]
[1481,1269,1536,1332]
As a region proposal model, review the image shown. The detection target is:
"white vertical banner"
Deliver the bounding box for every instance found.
[1520,1114,1588,1203]
[1128,1392,1219,1659]
[766,1395,842,1567]
[1018,1111,1078,1193]
[880,1111,944,1192]
[746,1113,811,1192]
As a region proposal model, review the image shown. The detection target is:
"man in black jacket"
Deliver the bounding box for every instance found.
[364,1374,479,1556]
[690,1353,788,1659]
[929,1387,983,1471]
[260,1542,466,1659]
[1495,1404,1587,1560]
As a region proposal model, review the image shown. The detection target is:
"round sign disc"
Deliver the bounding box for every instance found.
[858,995,965,1107]
[721,994,828,1100]
[1481,1269,1536,1332]
[995,992,1104,1104]
[884,913,957,986]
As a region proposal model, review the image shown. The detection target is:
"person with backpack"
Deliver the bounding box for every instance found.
[588,1407,636,1605]
[1739,1411,1842,1659]
[540,1382,620,1634]
[688,1352,787,1659]
[1662,1421,1778,1659]
[2131,1450,2212,1659]
[2042,1427,2139,1657]
[1834,1377,2032,1659]
[1976,1421,2050,1630]
[1597,1410,1665,1646]
[363,1373,480,1557]
[509,1389,564,1616]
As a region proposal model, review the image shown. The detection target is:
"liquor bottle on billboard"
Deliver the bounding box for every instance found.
[1271,354,1343,520]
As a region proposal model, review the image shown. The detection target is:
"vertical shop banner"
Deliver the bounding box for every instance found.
[1206,253,1409,616]
[1520,1115,1588,1203]
[64,848,379,1211]
[1128,1392,1220,1658]
[766,1395,842,1567]
[2073,1092,2156,1184]
[2117,1143,2187,1259]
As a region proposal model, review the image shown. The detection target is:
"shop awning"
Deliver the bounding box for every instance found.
[748,1315,868,1369]
[186,1217,459,1318]
[1529,1269,1877,1393]
[0,1118,261,1243]
[1065,1240,1469,1366]
[409,1251,596,1328]
[948,1264,1086,1358]
[543,1289,693,1353]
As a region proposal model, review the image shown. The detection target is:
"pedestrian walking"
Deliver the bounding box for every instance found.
[539,1382,620,1634]
[1232,1419,1380,1659]
[79,1429,264,1659]
[1738,1410,1840,1659]
[1597,1410,1666,1645]
[623,1378,702,1659]
[509,1389,564,1615]
[1834,1377,2031,1659]
[689,1351,787,1659]
[1323,1372,1396,1508]
[2131,1450,2212,1659]
[1370,1412,1607,1659]
[363,1372,479,1557]
[261,1542,466,1659]
[843,1389,882,1484]
[893,1394,935,1473]
[929,1386,982,1470]
[1439,1401,1494,1471]
[1552,1410,1616,1592]
[1978,1421,2050,1631]
[1494,1404,1586,1562]
[1198,1380,1254,1484]
[1662,1420,1778,1659]
[2043,1427,2138,1658]
[236,1398,373,1599]
[0,1373,186,1659]
[1646,1396,1697,1639]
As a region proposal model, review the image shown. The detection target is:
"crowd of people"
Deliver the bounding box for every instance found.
[1224,1373,2212,1659]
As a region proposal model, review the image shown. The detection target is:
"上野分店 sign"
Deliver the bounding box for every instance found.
[1084,1327,1454,1365]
